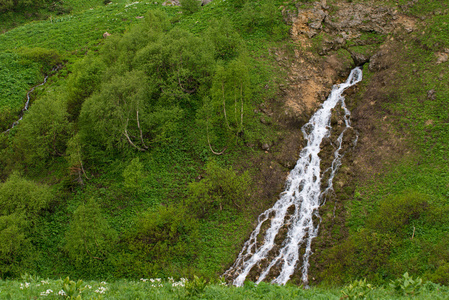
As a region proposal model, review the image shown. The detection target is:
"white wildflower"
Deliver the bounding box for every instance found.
[20,282,30,290]
[95,286,107,294]
[140,278,148,282]
[100,281,107,285]
[58,290,67,296]
[85,285,92,289]
[40,289,53,296]
[150,279,155,283]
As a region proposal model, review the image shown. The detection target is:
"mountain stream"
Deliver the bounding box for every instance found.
[224,67,363,286]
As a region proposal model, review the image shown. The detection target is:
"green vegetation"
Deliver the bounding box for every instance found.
[0,0,448,296]
[0,0,286,282]
[312,0,449,288]
[1,275,449,299]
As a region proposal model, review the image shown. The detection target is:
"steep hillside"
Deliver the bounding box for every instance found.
[0,0,448,291]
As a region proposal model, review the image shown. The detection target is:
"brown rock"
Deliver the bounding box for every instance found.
[436,52,448,64]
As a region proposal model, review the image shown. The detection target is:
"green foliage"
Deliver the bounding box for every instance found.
[18,47,61,73]
[390,272,423,297]
[0,1,163,52]
[121,205,198,277]
[0,214,32,277]
[79,11,220,154]
[240,2,258,32]
[0,52,40,111]
[367,192,429,237]
[66,54,105,121]
[0,173,52,277]
[206,18,243,60]
[0,0,48,12]
[61,277,85,299]
[64,199,118,264]
[0,172,52,216]
[320,229,396,284]
[65,133,88,185]
[123,157,144,195]
[3,276,449,299]
[180,0,201,15]
[228,0,247,8]
[185,275,208,297]
[11,92,71,169]
[79,70,152,152]
[186,161,251,217]
[426,262,449,286]
[200,54,251,151]
[341,278,374,300]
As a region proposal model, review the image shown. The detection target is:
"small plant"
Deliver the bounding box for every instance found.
[185,275,207,297]
[389,272,422,296]
[60,277,85,299]
[341,278,374,299]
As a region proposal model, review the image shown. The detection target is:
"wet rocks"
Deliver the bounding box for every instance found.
[349,50,370,66]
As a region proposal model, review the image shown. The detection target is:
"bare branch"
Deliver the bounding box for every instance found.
[136,110,149,149]
[206,116,227,155]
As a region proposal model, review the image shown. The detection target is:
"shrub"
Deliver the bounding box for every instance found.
[186,161,251,218]
[367,191,429,237]
[389,272,423,296]
[64,199,118,264]
[18,47,61,73]
[319,229,396,284]
[120,205,198,277]
[180,0,201,15]
[427,262,449,286]
[0,173,53,277]
[123,157,144,196]
[341,278,374,300]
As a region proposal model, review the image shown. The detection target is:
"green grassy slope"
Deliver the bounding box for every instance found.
[0,0,449,292]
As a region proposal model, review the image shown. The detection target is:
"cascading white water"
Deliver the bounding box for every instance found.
[3,66,59,133]
[225,67,363,286]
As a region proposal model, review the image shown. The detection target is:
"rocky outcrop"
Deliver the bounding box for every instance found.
[282,1,420,120]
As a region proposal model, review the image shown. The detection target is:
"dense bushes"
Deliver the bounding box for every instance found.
[119,205,198,278]
[319,191,449,284]
[0,173,53,277]
[64,199,118,265]
[186,161,251,218]
[0,0,49,12]
[0,0,283,280]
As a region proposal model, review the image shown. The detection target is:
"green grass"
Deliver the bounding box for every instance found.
[1,276,448,299]
[0,3,177,52]
[0,52,41,110]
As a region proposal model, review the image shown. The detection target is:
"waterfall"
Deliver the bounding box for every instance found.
[3,66,60,133]
[224,67,363,286]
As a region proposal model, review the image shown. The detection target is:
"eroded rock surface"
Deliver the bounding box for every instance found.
[283,1,419,119]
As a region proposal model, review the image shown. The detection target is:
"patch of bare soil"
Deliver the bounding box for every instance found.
[351,44,415,182]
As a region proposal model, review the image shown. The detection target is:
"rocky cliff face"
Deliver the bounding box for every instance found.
[280,0,419,121]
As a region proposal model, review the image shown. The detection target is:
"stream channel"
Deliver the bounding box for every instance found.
[224,67,363,286]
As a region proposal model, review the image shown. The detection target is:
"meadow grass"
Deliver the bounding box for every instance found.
[1,276,448,299]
